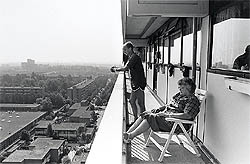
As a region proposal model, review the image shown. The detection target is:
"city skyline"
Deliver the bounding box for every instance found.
[0,59,119,67]
[0,0,123,65]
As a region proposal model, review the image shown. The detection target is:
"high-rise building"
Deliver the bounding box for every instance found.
[21,59,37,70]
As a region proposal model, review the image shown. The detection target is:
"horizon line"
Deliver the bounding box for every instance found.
[0,61,121,66]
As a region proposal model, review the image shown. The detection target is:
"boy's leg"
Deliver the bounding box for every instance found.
[129,90,138,120]
[137,89,146,114]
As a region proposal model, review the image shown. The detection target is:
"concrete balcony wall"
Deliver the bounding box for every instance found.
[86,73,125,164]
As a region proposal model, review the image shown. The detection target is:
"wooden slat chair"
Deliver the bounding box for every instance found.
[145,89,207,162]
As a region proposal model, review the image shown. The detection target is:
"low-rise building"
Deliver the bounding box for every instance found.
[34,120,54,136]
[69,107,92,125]
[35,121,86,142]
[0,86,44,95]
[53,123,86,141]
[0,112,46,152]
[0,103,41,112]
[2,138,66,164]
[85,127,95,144]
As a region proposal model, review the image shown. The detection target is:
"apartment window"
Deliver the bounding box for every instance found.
[211,2,250,71]
[159,38,164,64]
[146,47,149,63]
[163,38,169,64]
[183,31,201,66]
[147,45,153,69]
[151,45,155,62]
[147,45,153,63]
[170,33,181,65]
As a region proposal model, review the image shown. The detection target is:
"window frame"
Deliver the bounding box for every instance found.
[207,1,250,78]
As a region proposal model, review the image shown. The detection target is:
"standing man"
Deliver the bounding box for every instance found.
[111,41,146,122]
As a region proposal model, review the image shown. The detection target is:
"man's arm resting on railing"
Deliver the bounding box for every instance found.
[111,65,129,72]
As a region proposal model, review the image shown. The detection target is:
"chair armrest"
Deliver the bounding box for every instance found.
[165,118,195,124]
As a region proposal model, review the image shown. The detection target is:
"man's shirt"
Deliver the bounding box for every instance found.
[126,53,146,90]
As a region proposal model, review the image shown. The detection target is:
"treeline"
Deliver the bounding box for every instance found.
[0,73,85,106]
[0,73,83,88]
[0,64,111,76]
[0,72,117,111]
[80,75,117,106]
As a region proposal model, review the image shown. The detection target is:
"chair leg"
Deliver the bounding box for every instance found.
[158,123,177,162]
[179,123,200,156]
[145,129,153,147]
[175,134,183,145]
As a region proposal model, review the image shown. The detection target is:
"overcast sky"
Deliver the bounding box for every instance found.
[0,0,123,65]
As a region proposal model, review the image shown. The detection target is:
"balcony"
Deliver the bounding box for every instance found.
[86,72,213,164]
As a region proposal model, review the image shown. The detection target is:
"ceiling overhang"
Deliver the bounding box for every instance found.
[121,0,209,47]
[128,0,209,17]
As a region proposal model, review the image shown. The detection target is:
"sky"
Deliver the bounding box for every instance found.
[0,0,123,65]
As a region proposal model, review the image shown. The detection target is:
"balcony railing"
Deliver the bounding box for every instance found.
[86,72,127,164]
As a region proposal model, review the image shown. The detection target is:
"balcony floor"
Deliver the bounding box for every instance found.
[127,130,211,164]
[126,87,212,164]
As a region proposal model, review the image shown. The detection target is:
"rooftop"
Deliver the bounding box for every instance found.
[53,122,86,131]
[31,137,65,149]
[35,120,54,129]
[2,138,65,163]
[86,127,95,134]
[0,103,40,108]
[0,111,46,143]
[69,79,94,89]
[69,103,87,110]
[70,108,92,118]
[0,86,43,89]
[72,152,89,164]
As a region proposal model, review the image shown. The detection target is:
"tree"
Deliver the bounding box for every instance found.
[21,78,36,87]
[90,111,98,123]
[88,103,95,111]
[20,130,31,143]
[46,123,54,137]
[48,93,65,108]
[61,155,71,164]
[38,80,46,87]
[94,96,102,106]
[65,98,72,105]
[41,97,53,112]
[81,133,86,141]
[36,97,43,104]
[45,79,59,92]
[1,74,12,86]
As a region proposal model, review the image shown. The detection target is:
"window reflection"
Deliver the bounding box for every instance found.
[170,36,181,64]
[183,31,201,66]
[212,18,250,70]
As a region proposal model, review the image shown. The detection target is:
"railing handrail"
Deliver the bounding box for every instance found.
[86,73,125,164]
